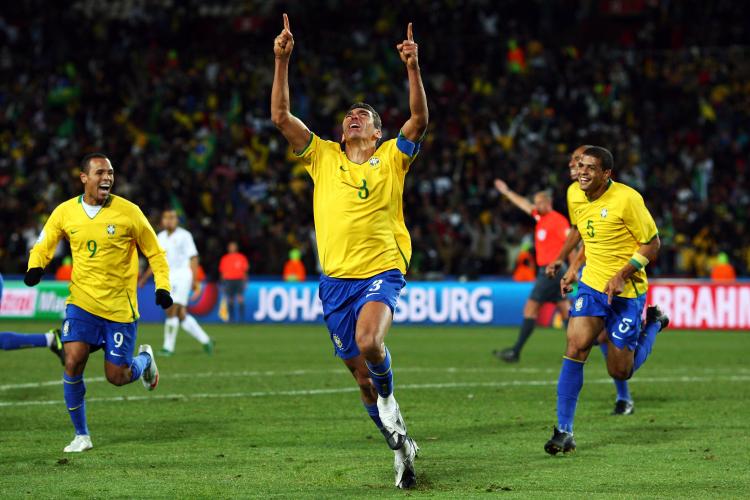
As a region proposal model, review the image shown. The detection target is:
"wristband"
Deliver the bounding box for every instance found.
[628,253,649,270]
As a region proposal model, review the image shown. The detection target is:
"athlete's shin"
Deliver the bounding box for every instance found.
[63,373,89,436]
[366,345,394,398]
[556,357,585,433]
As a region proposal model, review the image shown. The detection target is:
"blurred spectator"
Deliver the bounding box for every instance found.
[219,241,249,322]
[283,249,307,282]
[710,252,736,282]
[512,243,536,282]
[55,256,73,281]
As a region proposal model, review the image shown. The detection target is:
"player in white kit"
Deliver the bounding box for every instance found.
[139,209,214,355]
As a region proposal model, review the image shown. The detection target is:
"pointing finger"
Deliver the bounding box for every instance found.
[407,22,413,41]
[283,13,291,33]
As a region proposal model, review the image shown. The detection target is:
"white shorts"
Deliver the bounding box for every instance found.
[170,269,193,306]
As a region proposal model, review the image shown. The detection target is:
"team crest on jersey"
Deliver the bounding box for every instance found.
[63,321,70,336]
[575,297,584,311]
[369,157,380,167]
[332,334,344,350]
[600,208,608,218]
[106,224,116,236]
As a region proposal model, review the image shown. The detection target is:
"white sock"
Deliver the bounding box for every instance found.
[163,317,180,352]
[45,333,54,347]
[181,314,210,345]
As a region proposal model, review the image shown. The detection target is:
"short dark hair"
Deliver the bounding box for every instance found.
[347,102,381,130]
[582,146,614,172]
[80,153,110,173]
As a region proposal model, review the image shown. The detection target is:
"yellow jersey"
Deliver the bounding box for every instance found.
[567,180,658,298]
[28,195,170,322]
[297,133,416,278]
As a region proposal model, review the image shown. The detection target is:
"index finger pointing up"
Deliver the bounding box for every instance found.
[407,22,413,41]
[283,13,291,32]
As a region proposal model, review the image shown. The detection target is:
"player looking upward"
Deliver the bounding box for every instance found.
[492,182,571,363]
[25,153,173,453]
[271,14,428,489]
[544,146,668,455]
[139,208,214,356]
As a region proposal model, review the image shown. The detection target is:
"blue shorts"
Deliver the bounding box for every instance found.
[61,304,138,366]
[569,281,646,351]
[319,269,405,360]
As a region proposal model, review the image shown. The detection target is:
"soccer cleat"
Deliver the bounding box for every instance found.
[612,399,635,416]
[394,436,419,489]
[203,339,215,355]
[544,427,576,455]
[493,348,519,363]
[49,328,65,366]
[139,344,159,391]
[63,434,93,453]
[159,348,174,357]
[646,305,670,331]
[378,396,408,450]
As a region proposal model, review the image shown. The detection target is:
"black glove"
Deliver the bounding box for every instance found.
[24,267,44,286]
[155,288,173,309]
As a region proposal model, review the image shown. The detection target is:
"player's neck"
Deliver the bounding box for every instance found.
[344,139,377,164]
[82,193,106,206]
[586,180,610,201]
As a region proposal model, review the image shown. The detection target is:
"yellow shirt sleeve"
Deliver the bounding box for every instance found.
[566,183,578,226]
[295,133,320,181]
[28,206,65,270]
[622,190,658,244]
[134,207,171,292]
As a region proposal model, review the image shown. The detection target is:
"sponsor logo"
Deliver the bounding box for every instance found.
[332,335,344,350]
[537,229,547,241]
[109,350,124,357]
[611,331,624,340]
[339,166,348,172]
[365,293,379,298]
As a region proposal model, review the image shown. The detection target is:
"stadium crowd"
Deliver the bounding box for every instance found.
[1,0,748,280]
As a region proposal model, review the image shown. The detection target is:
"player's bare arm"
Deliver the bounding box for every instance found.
[190,255,200,293]
[271,13,312,153]
[603,235,661,304]
[560,241,586,297]
[546,226,581,278]
[397,22,428,142]
[494,179,534,215]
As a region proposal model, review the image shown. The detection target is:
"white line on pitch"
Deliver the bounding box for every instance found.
[1,375,748,408]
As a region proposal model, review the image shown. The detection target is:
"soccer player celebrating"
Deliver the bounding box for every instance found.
[544,146,668,455]
[271,14,427,488]
[492,182,571,362]
[139,208,214,356]
[25,154,173,453]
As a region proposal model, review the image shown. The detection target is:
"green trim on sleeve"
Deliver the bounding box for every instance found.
[294,133,314,157]
[642,233,659,245]
[394,239,410,272]
[628,258,644,270]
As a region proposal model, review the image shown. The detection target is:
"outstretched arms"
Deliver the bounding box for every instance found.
[494,179,534,215]
[397,23,428,142]
[271,13,312,153]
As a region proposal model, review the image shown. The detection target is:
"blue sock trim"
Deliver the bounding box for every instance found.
[364,402,383,429]
[0,332,48,350]
[556,358,584,434]
[366,346,393,397]
[129,352,151,382]
[63,373,88,435]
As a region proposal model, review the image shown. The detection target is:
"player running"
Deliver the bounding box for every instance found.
[544,146,668,455]
[492,182,571,362]
[0,273,65,364]
[139,208,214,356]
[25,153,173,453]
[271,14,427,488]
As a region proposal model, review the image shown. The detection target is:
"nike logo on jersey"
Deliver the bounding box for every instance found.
[70,229,79,234]
[109,350,124,357]
[339,165,348,172]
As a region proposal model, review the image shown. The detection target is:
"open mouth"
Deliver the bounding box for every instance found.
[98,183,111,195]
[349,123,361,130]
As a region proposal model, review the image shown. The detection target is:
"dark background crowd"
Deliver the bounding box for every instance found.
[1,0,748,280]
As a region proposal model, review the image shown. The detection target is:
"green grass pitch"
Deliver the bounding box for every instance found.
[1,321,749,498]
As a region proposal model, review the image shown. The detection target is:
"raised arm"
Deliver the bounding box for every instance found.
[271,13,312,153]
[397,23,428,142]
[494,179,534,215]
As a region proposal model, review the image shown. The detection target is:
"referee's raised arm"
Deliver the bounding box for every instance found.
[270,13,312,154]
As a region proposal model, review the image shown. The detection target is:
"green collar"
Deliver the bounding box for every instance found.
[586,178,613,202]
